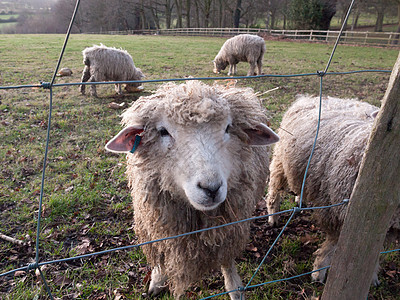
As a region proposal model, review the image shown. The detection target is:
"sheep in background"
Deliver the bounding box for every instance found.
[105,80,279,299]
[213,34,266,76]
[266,95,400,285]
[79,44,144,97]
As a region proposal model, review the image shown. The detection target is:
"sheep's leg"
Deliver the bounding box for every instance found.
[114,83,122,94]
[266,190,281,226]
[148,265,168,296]
[247,63,256,76]
[312,236,337,283]
[87,75,98,97]
[266,159,286,226]
[228,64,234,76]
[221,261,244,300]
[257,57,263,75]
[80,66,90,95]
[313,241,381,286]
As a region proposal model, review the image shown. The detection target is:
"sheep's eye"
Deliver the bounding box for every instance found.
[225,124,232,134]
[159,127,170,137]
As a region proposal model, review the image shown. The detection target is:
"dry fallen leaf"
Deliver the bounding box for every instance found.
[108,102,128,109]
[245,243,258,252]
[14,270,26,277]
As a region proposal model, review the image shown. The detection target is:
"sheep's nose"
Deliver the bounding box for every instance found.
[197,182,222,200]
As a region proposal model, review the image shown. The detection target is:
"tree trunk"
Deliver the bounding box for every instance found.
[165,0,173,29]
[218,0,223,28]
[350,8,360,30]
[194,1,200,27]
[203,0,212,28]
[270,7,276,29]
[185,0,191,28]
[321,52,400,300]
[320,0,337,30]
[140,0,146,29]
[375,10,384,32]
[175,0,183,28]
[149,0,160,30]
[233,0,241,28]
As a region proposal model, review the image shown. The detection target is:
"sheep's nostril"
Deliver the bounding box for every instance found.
[197,182,222,201]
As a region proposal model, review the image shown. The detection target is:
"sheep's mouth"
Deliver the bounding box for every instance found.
[191,199,225,211]
[188,191,227,211]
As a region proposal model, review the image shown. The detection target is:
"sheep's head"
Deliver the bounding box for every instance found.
[106,81,279,211]
[213,59,228,74]
[125,68,145,91]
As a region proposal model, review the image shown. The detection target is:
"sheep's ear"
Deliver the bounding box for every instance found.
[105,125,144,153]
[245,123,279,146]
[371,110,379,118]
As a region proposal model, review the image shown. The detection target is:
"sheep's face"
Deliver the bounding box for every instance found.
[105,81,279,211]
[213,59,228,74]
[154,116,235,211]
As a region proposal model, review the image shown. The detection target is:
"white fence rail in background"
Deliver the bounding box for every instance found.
[87,27,400,47]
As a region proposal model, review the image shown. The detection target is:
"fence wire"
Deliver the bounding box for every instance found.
[1,0,400,299]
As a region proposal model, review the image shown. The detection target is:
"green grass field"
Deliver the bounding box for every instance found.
[0,34,399,299]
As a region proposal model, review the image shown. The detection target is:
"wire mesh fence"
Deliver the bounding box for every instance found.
[1,0,400,299]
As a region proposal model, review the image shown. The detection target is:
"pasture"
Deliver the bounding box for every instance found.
[0,34,399,299]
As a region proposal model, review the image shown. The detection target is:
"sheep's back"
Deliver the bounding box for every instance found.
[220,34,265,62]
[83,46,137,81]
[275,96,377,232]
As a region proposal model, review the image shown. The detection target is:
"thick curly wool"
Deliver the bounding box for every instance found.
[117,81,274,297]
[79,44,144,97]
[213,34,266,76]
[266,95,399,283]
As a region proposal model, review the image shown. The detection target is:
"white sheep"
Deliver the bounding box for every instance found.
[79,44,144,97]
[213,34,266,76]
[266,95,400,285]
[105,80,279,299]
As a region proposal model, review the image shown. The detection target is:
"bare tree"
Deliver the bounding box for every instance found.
[147,0,161,29]
[164,0,174,29]
[233,0,241,28]
[200,0,213,28]
[174,0,183,27]
[185,0,191,27]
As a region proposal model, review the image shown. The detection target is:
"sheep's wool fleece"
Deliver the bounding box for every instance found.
[215,34,265,65]
[271,95,397,234]
[82,44,142,82]
[121,81,271,295]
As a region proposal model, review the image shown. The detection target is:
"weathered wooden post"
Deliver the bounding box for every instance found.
[321,51,400,300]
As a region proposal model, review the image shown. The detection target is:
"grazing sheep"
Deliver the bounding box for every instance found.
[79,44,144,97]
[266,95,400,285]
[105,80,279,299]
[213,34,266,76]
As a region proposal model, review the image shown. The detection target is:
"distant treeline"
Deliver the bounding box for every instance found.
[2,0,399,34]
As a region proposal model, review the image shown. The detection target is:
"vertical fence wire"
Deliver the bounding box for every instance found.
[30,1,81,299]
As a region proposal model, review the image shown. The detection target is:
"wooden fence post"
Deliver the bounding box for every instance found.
[321,51,400,300]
